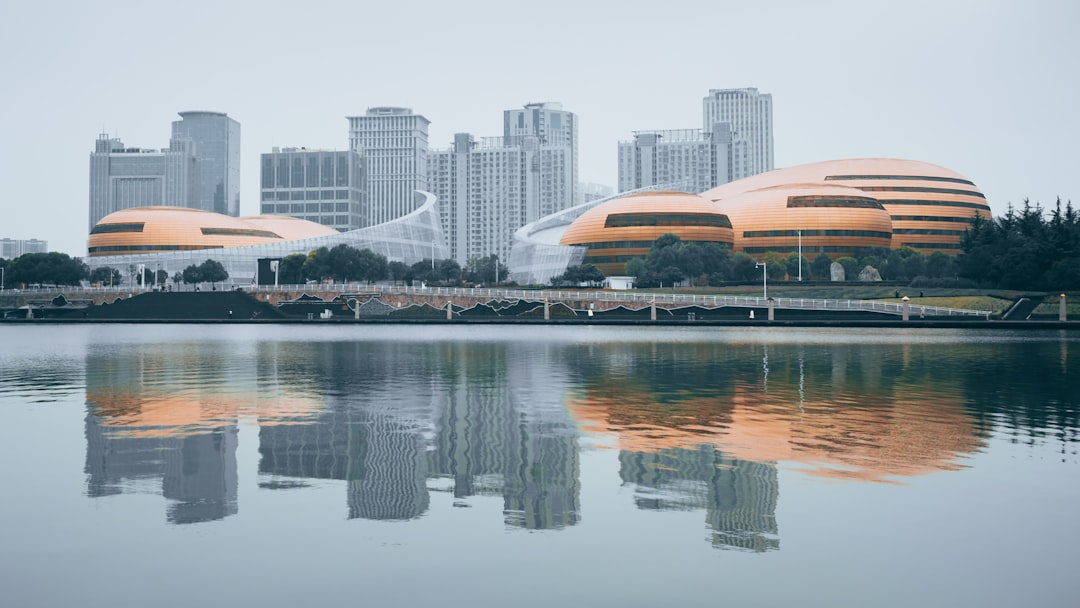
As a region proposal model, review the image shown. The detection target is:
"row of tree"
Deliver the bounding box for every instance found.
[270,245,511,287]
[611,234,962,288]
[958,199,1080,290]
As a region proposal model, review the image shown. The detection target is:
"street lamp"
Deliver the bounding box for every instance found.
[797,229,802,281]
[755,262,767,299]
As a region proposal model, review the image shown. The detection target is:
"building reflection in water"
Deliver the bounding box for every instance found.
[256,341,580,529]
[83,341,324,524]
[82,332,1007,544]
[565,339,989,551]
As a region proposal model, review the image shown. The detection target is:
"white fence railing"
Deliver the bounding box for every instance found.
[0,284,995,317]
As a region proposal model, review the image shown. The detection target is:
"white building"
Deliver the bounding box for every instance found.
[347,107,430,226]
[617,123,743,193]
[702,88,773,179]
[427,103,579,266]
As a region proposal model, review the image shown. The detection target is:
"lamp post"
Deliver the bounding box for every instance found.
[755,262,767,299]
[797,230,802,281]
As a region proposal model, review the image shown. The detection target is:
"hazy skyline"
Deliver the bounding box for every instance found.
[1,0,1076,256]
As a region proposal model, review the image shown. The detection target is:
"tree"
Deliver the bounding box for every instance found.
[464,255,509,286]
[181,264,202,287]
[387,261,411,285]
[357,248,388,284]
[90,266,121,286]
[727,252,758,282]
[6,252,87,287]
[155,269,169,286]
[172,271,183,288]
[835,257,859,281]
[811,253,833,280]
[278,253,307,284]
[410,259,434,285]
[434,259,461,285]
[763,252,787,280]
[785,252,810,281]
[925,251,955,279]
[198,259,229,287]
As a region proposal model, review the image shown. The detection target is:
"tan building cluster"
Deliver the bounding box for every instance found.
[559,158,990,275]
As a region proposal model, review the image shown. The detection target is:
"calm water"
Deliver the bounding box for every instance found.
[0,324,1076,607]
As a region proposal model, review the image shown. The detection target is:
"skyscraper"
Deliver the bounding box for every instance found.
[1,238,48,258]
[88,134,198,229]
[88,111,241,229]
[347,107,430,226]
[428,103,578,266]
[702,88,773,179]
[617,122,742,193]
[503,102,578,208]
[259,147,365,231]
[171,111,241,217]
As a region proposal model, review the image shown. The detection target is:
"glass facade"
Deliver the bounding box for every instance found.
[171,112,241,216]
[86,192,446,285]
[259,149,364,231]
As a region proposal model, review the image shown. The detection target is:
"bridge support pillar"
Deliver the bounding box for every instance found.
[447,301,453,320]
[651,299,656,321]
[1061,294,1067,321]
[902,296,910,321]
[544,298,550,321]
[768,299,775,321]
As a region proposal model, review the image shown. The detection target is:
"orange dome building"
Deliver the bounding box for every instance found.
[702,158,990,255]
[88,207,338,256]
[719,183,893,258]
[559,191,734,275]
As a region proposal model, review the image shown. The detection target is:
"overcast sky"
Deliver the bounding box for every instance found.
[1,0,1076,256]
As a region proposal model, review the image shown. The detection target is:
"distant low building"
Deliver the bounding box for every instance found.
[1,238,48,258]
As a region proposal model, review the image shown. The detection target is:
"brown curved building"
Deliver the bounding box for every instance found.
[88,206,338,257]
[719,183,893,258]
[702,158,990,255]
[559,191,734,275]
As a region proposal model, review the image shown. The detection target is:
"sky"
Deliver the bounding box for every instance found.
[1,0,1077,257]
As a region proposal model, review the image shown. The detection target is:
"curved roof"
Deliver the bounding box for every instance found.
[702,158,983,201]
[718,184,893,254]
[560,190,733,246]
[88,207,337,256]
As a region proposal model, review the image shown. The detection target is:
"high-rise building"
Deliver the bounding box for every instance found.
[1,238,48,259]
[428,132,577,265]
[171,111,241,217]
[259,148,365,231]
[617,122,743,193]
[580,182,615,204]
[702,88,773,179]
[88,111,240,229]
[347,107,430,226]
[427,103,578,266]
[88,134,198,229]
[503,102,578,208]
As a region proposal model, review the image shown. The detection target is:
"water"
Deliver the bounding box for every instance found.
[0,324,1076,607]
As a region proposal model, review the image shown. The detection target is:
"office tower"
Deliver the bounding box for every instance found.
[259,147,365,231]
[88,134,198,229]
[617,122,742,193]
[171,111,242,216]
[347,107,430,226]
[503,102,578,208]
[88,111,240,229]
[1,238,48,258]
[702,88,773,179]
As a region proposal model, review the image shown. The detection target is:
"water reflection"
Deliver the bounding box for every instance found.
[67,328,1079,548]
[257,341,580,528]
